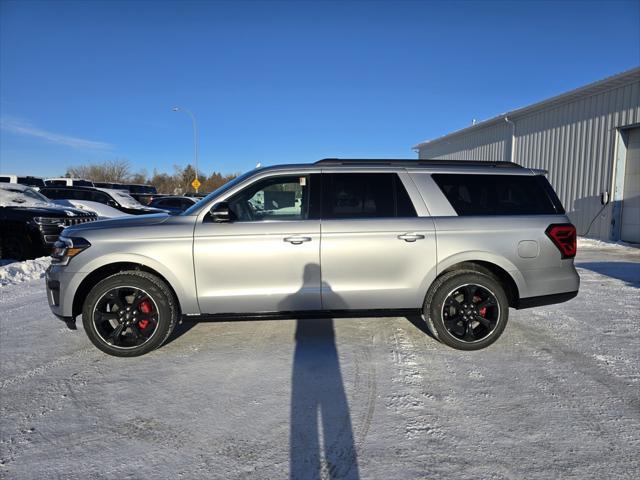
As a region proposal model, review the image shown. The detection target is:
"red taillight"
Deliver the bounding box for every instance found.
[545,224,577,258]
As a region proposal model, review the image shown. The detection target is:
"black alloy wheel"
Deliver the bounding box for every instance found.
[92,286,160,349]
[441,283,500,342]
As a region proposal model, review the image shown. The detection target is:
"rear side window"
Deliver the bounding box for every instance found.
[40,188,63,199]
[322,173,417,219]
[90,191,110,204]
[432,174,565,216]
[18,177,45,187]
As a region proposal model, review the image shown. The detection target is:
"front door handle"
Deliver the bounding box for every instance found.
[398,233,425,242]
[284,236,312,245]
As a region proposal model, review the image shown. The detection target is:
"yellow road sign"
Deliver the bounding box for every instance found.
[191,178,201,190]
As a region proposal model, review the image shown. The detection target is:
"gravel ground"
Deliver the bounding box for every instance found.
[1,243,638,480]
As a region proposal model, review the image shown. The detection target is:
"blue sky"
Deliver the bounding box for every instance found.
[1,0,639,178]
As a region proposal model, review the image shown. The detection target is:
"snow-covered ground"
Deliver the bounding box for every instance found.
[0,242,638,479]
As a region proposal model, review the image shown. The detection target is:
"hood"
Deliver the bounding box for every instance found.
[0,204,95,218]
[64,212,170,234]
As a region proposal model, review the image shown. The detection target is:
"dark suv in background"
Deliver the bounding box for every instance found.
[0,184,97,260]
[126,184,159,205]
[148,195,197,214]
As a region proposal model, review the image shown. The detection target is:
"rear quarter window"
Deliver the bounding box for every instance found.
[432,174,565,216]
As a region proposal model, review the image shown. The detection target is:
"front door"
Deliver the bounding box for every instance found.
[194,173,321,314]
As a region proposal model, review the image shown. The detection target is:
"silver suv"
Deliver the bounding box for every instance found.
[46,159,580,357]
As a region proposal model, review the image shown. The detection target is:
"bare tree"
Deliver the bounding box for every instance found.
[66,158,131,182]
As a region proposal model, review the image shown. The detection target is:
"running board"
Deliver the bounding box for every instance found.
[182,308,421,322]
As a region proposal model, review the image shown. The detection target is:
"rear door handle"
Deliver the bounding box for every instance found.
[284,236,312,245]
[398,233,425,242]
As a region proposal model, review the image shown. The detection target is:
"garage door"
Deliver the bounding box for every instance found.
[621,128,640,243]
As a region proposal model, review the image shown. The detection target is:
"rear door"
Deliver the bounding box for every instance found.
[319,171,436,310]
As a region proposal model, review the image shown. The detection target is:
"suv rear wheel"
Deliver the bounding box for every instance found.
[82,271,178,357]
[423,270,508,350]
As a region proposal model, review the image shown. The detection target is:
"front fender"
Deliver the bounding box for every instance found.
[73,252,200,315]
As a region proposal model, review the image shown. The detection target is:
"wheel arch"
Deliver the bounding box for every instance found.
[438,260,520,307]
[72,262,183,318]
[419,252,524,308]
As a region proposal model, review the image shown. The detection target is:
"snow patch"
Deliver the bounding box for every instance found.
[578,237,638,252]
[0,257,51,287]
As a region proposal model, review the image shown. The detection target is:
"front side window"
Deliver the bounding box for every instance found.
[228,175,311,221]
[322,173,417,219]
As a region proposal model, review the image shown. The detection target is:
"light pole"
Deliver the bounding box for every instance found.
[172,106,200,193]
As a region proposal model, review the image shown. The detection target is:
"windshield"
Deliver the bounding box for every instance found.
[182,171,253,215]
[0,185,55,207]
[112,191,144,208]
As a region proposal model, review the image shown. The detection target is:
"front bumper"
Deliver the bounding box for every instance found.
[45,265,86,323]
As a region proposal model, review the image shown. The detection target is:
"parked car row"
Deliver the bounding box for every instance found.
[0,178,205,260]
[0,174,161,204]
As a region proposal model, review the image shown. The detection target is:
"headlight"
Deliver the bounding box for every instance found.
[51,236,91,265]
[34,217,64,225]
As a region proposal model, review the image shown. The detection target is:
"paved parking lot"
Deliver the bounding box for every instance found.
[1,242,638,479]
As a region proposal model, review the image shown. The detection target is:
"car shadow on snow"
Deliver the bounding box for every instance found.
[283,264,360,480]
[576,261,640,288]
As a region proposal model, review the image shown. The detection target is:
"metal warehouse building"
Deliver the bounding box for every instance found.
[414,67,640,243]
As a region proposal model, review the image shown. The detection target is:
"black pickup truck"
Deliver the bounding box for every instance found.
[0,184,97,260]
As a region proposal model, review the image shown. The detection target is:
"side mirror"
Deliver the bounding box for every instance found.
[209,202,232,222]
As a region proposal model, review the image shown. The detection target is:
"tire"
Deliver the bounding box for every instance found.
[82,270,179,357]
[423,270,509,351]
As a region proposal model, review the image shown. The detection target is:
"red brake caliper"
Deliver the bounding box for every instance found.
[479,307,487,317]
[138,299,153,329]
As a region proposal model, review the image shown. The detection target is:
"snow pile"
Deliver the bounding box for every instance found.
[0,257,51,287]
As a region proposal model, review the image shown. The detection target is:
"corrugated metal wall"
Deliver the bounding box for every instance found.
[418,75,640,240]
[418,122,511,161]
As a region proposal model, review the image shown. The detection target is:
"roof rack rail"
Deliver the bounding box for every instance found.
[314,158,523,168]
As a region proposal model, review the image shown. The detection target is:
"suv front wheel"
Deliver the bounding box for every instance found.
[82,271,178,357]
[424,271,509,350]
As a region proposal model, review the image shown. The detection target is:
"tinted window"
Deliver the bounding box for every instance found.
[90,191,110,204]
[40,188,63,199]
[0,177,9,183]
[18,177,45,187]
[432,174,565,216]
[181,199,195,209]
[322,173,417,219]
[47,180,67,186]
[157,198,181,208]
[129,185,157,194]
[229,175,311,221]
[73,180,94,187]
